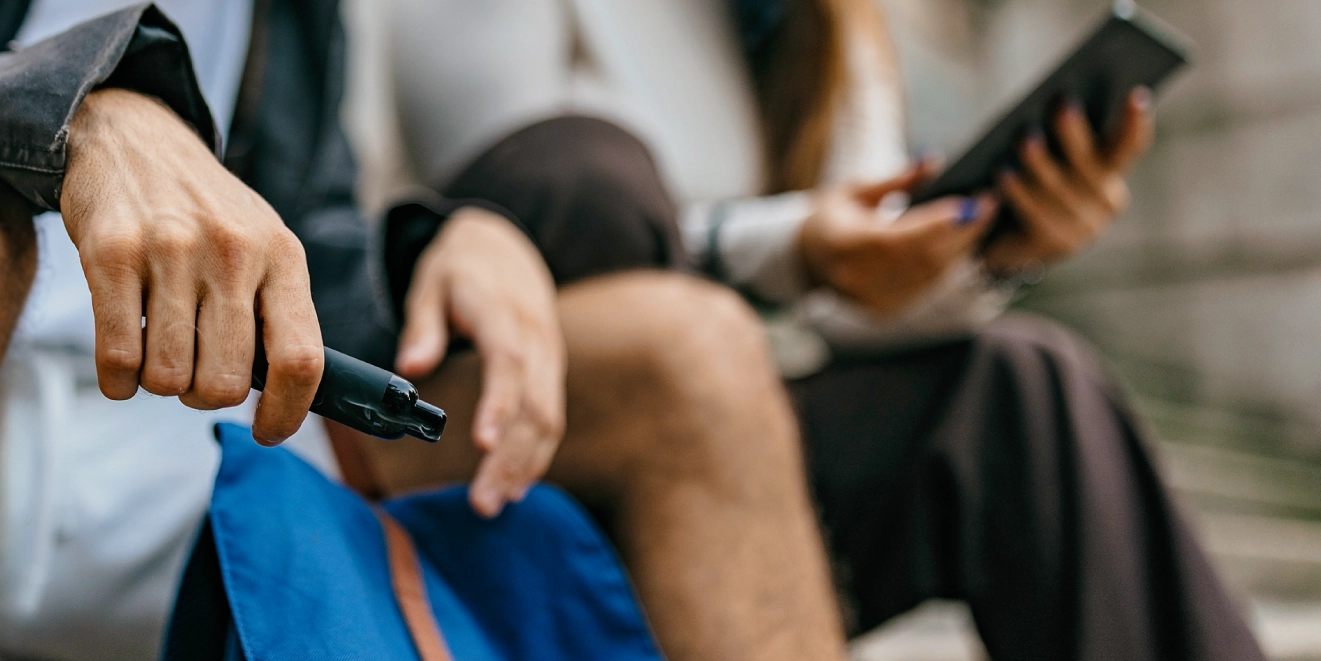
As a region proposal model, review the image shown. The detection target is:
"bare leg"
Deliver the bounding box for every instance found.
[0,184,37,360]
[365,272,847,661]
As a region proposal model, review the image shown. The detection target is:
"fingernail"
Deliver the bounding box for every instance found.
[479,421,503,445]
[999,166,1019,182]
[1026,129,1046,148]
[955,198,980,225]
[252,431,283,447]
[473,486,504,518]
[1063,98,1084,118]
[396,343,425,369]
[1133,86,1153,111]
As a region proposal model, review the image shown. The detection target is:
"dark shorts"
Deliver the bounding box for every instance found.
[423,115,1264,661]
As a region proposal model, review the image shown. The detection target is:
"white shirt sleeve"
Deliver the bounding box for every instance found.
[683,29,1012,372]
[681,192,815,303]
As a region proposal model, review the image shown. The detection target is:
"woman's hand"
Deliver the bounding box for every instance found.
[63,89,324,445]
[984,88,1155,274]
[800,166,999,316]
[395,207,566,518]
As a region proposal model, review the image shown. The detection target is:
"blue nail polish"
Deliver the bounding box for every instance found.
[956,198,980,225]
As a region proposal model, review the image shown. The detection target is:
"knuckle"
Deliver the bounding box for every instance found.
[211,227,258,272]
[83,232,143,275]
[269,344,325,387]
[269,229,308,263]
[194,373,251,408]
[1104,182,1131,214]
[527,403,566,441]
[491,345,529,374]
[99,346,143,375]
[141,365,192,396]
[149,223,200,258]
[832,265,869,296]
[1042,234,1075,259]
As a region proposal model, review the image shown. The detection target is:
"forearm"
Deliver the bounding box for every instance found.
[0,183,36,360]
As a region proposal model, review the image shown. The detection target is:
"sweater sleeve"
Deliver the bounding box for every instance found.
[687,31,1013,347]
[0,3,218,211]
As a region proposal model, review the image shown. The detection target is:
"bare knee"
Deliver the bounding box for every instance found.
[559,273,802,493]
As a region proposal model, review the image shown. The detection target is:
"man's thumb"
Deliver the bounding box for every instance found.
[396,287,449,379]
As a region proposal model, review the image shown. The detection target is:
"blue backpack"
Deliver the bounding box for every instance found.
[162,422,665,661]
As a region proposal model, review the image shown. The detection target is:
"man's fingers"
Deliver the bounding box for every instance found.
[251,250,322,445]
[1108,87,1156,173]
[83,235,146,400]
[190,289,256,409]
[472,345,523,452]
[469,414,560,518]
[396,272,450,379]
[465,344,527,516]
[140,259,197,397]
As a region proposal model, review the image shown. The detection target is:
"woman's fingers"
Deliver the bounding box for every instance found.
[1055,102,1105,186]
[1019,132,1083,210]
[1108,87,1156,173]
[853,157,943,207]
[250,238,323,445]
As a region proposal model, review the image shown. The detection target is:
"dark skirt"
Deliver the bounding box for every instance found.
[414,115,1266,661]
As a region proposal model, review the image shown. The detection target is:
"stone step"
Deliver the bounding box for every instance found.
[849,599,1321,661]
[1157,441,1321,518]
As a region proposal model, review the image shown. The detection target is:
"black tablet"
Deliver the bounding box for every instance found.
[909,1,1192,238]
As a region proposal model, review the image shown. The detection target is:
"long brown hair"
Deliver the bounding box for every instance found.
[747,0,897,193]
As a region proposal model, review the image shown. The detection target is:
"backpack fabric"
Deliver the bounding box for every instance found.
[163,422,664,661]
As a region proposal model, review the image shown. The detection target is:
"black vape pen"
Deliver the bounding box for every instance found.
[251,343,446,442]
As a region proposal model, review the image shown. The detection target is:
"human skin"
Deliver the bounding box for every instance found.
[800,88,1156,315]
[363,272,851,661]
[393,208,567,517]
[60,90,570,494]
[59,90,849,661]
[62,89,324,444]
[0,183,37,361]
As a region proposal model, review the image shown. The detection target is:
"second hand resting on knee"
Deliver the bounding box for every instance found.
[800,88,1155,313]
[394,208,567,518]
[67,89,567,518]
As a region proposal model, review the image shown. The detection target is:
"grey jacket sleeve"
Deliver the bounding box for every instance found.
[0,3,217,211]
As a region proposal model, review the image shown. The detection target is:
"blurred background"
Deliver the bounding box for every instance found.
[343,0,1321,658]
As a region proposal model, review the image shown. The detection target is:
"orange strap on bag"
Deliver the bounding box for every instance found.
[376,507,455,661]
[327,421,450,660]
